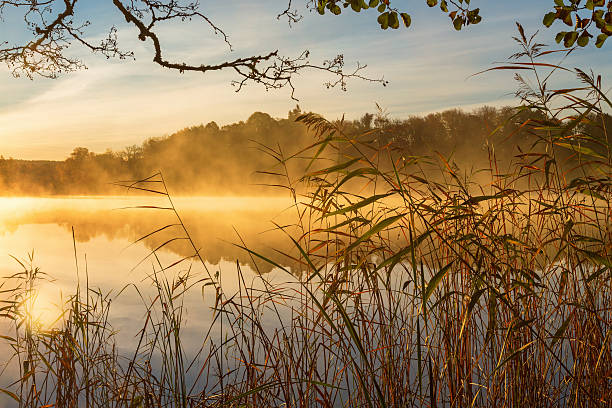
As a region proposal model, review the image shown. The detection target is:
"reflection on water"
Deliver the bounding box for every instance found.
[0,196,298,274]
[1,195,609,406]
[0,196,299,406]
[0,196,299,333]
[0,195,301,335]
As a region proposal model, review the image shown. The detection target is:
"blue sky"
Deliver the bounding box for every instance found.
[1,0,611,159]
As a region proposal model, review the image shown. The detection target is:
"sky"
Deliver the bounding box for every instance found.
[1,0,611,160]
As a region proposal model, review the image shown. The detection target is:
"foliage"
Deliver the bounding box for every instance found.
[542,0,612,48]
[312,0,481,31]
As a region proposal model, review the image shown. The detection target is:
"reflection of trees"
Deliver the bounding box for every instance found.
[1,194,606,278]
[1,200,298,273]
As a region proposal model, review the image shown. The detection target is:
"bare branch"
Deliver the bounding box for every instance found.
[0,1,78,77]
[277,0,302,26]
[111,0,386,96]
[0,0,387,95]
[62,24,134,60]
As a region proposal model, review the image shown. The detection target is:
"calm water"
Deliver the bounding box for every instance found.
[0,194,299,315]
[0,196,299,402]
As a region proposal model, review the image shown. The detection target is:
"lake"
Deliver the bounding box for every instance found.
[0,194,301,314]
[0,195,304,404]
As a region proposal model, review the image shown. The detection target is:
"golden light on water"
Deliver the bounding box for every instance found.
[21,288,65,331]
[0,197,40,218]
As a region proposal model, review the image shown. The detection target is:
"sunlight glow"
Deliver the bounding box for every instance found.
[22,288,65,331]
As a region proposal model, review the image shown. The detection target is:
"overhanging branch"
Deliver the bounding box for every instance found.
[0,0,387,95]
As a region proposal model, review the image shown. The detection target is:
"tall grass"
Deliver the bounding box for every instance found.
[0,28,610,407]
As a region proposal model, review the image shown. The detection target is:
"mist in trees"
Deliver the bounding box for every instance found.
[1,105,609,196]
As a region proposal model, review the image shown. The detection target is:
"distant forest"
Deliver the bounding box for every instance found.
[1,106,609,195]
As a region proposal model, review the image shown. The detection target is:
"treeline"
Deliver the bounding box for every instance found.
[1,105,609,195]
[340,106,610,171]
[0,107,311,195]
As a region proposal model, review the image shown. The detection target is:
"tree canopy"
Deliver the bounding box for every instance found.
[3,105,609,195]
[1,0,610,93]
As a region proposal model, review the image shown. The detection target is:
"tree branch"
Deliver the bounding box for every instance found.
[0,0,388,95]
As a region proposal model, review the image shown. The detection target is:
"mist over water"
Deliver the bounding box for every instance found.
[0,195,299,313]
[0,197,306,408]
[0,195,296,274]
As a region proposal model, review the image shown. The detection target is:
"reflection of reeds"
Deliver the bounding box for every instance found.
[1,31,611,406]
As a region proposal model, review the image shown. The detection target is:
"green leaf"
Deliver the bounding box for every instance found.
[554,0,565,6]
[586,266,608,283]
[327,167,380,198]
[400,12,411,27]
[510,318,537,333]
[555,31,567,43]
[427,0,438,6]
[577,32,590,47]
[555,142,606,159]
[324,216,370,232]
[388,11,400,29]
[369,0,379,7]
[453,16,463,30]
[0,334,16,342]
[374,230,433,273]
[440,0,448,12]
[325,193,392,217]
[469,12,482,24]
[581,250,612,268]
[586,0,594,10]
[543,12,557,27]
[308,158,360,176]
[551,315,572,346]
[0,389,19,402]
[596,33,608,48]
[594,10,605,27]
[494,341,535,371]
[579,188,606,200]
[377,12,389,29]
[458,288,486,339]
[423,262,453,305]
[344,213,406,253]
[563,31,578,47]
[223,382,283,406]
[377,3,386,12]
[486,291,497,341]
[462,190,513,205]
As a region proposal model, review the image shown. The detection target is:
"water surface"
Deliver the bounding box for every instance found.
[0,195,296,340]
